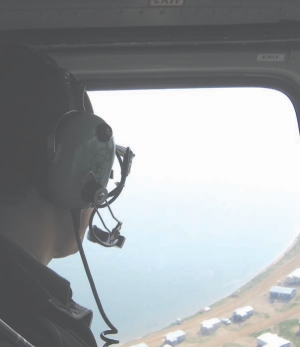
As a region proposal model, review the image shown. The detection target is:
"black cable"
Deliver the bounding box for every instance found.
[106,203,120,224]
[71,208,119,347]
[70,147,133,342]
[88,207,121,248]
[93,204,112,234]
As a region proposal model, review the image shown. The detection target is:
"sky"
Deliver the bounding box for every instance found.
[88,88,300,193]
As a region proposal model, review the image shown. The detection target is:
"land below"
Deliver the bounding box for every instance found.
[122,235,300,347]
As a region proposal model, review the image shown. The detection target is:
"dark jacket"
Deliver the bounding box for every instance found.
[0,235,98,347]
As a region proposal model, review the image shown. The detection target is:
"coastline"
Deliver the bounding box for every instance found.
[255,231,300,276]
[121,232,300,347]
[208,232,300,309]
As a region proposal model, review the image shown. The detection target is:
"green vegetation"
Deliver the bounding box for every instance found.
[274,302,298,312]
[183,311,202,322]
[230,292,240,298]
[186,335,213,344]
[250,329,271,338]
[255,312,271,319]
[278,319,300,347]
[186,336,202,344]
[210,297,227,309]
[168,322,178,328]
[237,271,272,296]
[295,294,300,302]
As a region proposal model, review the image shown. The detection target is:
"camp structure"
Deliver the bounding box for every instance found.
[200,318,221,334]
[199,306,211,314]
[285,268,300,285]
[257,332,290,347]
[130,344,148,347]
[231,305,253,322]
[269,286,296,301]
[164,330,185,346]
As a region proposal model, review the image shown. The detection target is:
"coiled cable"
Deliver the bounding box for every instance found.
[71,208,119,347]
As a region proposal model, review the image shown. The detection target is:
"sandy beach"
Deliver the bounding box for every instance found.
[122,234,300,347]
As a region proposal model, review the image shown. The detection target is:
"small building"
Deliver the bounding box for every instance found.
[164,330,185,346]
[199,306,211,314]
[257,332,290,347]
[231,305,253,322]
[200,318,221,334]
[176,318,182,325]
[285,268,300,285]
[130,344,148,347]
[269,286,296,301]
[221,318,231,325]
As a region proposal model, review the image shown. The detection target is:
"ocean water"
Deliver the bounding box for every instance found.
[49,183,300,344]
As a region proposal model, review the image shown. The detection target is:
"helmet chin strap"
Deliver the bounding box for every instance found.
[71,208,119,347]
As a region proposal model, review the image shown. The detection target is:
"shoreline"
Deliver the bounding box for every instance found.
[255,231,300,276]
[121,232,300,347]
[208,232,300,308]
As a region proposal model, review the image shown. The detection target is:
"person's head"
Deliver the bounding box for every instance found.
[0,45,94,200]
[0,45,105,263]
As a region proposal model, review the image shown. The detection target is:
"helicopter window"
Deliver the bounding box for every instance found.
[50,87,300,345]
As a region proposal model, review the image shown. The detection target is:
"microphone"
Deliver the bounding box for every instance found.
[87,224,125,248]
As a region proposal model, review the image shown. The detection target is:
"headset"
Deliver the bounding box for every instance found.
[46,69,134,248]
[40,53,134,346]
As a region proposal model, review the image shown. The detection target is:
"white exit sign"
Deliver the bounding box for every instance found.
[257,53,285,62]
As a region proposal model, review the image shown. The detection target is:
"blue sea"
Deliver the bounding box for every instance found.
[50,182,300,345]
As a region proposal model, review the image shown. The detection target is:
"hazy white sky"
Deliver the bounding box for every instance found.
[89,88,300,192]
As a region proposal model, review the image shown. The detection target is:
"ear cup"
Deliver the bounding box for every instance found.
[47,111,115,209]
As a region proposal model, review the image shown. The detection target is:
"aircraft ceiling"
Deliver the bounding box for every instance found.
[1,0,300,121]
[0,0,299,30]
